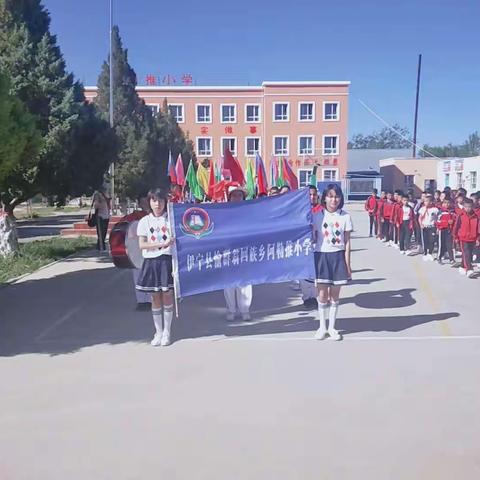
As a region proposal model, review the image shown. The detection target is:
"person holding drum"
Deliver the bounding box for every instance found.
[135,188,175,347]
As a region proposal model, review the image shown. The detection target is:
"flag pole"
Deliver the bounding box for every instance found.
[167,202,180,318]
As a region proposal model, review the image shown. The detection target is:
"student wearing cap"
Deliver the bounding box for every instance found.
[224,185,253,321]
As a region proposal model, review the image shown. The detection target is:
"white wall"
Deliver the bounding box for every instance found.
[437,156,480,196]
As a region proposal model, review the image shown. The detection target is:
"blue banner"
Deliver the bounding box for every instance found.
[170,188,315,297]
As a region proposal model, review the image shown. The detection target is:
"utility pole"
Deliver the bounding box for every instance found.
[109,0,115,212]
[412,54,422,158]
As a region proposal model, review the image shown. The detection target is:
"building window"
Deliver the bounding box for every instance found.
[273,102,289,122]
[246,137,260,156]
[168,104,184,123]
[245,104,260,123]
[298,168,313,188]
[323,135,339,155]
[196,137,212,156]
[323,169,338,181]
[299,102,314,121]
[273,136,289,155]
[404,175,414,188]
[445,173,450,187]
[470,171,477,189]
[323,102,339,121]
[221,137,236,156]
[146,104,159,116]
[221,104,236,123]
[456,172,463,188]
[298,136,314,155]
[196,104,211,123]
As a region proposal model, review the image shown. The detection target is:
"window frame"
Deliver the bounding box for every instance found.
[221,137,237,156]
[298,168,314,188]
[245,104,261,123]
[322,135,339,155]
[273,102,290,122]
[196,103,212,123]
[322,168,339,181]
[168,103,184,123]
[298,102,315,122]
[298,135,315,155]
[323,101,340,122]
[196,136,213,157]
[273,135,289,156]
[220,103,237,124]
[245,137,261,156]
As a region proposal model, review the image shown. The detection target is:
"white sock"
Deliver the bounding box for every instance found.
[152,308,163,335]
[317,302,328,331]
[329,302,339,331]
[163,305,173,335]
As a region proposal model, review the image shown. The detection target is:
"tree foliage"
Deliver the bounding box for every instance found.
[349,124,412,149]
[422,131,480,158]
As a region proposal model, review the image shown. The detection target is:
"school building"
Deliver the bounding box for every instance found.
[84,81,350,188]
[436,156,480,196]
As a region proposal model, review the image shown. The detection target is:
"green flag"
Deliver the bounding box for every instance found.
[276,157,285,188]
[246,158,256,199]
[186,160,204,200]
[309,165,318,187]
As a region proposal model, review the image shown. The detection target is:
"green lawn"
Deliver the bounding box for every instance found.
[0,237,95,284]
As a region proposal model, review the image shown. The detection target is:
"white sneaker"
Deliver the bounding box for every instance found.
[427,254,434,262]
[328,329,342,341]
[422,255,428,262]
[226,312,235,321]
[314,328,327,340]
[150,333,162,347]
[459,267,466,275]
[466,270,474,278]
[393,243,400,249]
[405,250,413,256]
[400,250,406,255]
[241,312,251,321]
[160,331,171,346]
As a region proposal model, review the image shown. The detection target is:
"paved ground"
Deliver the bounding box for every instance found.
[15,214,86,242]
[1,203,479,479]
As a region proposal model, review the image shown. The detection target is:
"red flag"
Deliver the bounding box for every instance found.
[223,148,245,185]
[207,159,216,198]
[282,157,299,190]
[255,153,268,195]
[175,153,185,186]
[167,150,177,183]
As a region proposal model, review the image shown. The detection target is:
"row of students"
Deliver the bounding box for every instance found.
[134,184,352,346]
[365,188,480,278]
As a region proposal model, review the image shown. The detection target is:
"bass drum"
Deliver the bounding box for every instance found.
[109,213,146,269]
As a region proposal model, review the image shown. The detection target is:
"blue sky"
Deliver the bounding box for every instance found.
[43,0,479,145]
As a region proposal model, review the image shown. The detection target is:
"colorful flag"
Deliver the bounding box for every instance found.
[245,158,256,199]
[185,159,203,200]
[255,153,268,196]
[175,153,185,186]
[282,157,299,190]
[208,159,216,198]
[276,157,285,188]
[167,150,177,183]
[270,156,278,187]
[223,148,245,185]
[196,161,209,194]
[309,165,318,187]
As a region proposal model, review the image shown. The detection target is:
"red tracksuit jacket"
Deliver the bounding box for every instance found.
[453,210,480,242]
[364,196,378,215]
[436,209,456,231]
[381,200,394,220]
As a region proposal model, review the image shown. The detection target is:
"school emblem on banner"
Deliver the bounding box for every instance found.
[180,207,214,239]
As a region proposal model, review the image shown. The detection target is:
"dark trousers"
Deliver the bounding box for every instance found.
[438,229,454,261]
[399,221,412,251]
[382,219,392,241]
[96,216,109,250]
[368,214,377,236]
[460,241,475,271]
[421,227,436,255]
[393,224,399,244]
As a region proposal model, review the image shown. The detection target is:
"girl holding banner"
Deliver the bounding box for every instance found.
[313,184,353,341]
[136,188,176,346]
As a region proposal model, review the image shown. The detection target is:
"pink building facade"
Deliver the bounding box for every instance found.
[84,81,350,187]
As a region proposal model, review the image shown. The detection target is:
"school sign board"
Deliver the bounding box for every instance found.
[169,188,315,297]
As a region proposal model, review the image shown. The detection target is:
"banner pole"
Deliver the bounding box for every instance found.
[168,202,180,318]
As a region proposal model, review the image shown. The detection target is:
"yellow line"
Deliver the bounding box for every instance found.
[413,259,452,336]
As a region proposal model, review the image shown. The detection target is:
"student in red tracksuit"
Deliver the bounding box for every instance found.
[453,198,480,278]
[375,191,386,239]
[380,192,395,244]
[364,188,378,237]
[398,194,415,255]
[391,190,403,248]
[436,198,456,264]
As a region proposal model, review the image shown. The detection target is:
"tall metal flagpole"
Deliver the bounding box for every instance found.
[412,54,422,158]
[109,0,115,213]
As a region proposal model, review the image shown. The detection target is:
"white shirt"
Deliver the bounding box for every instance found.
[402,206,411,221]
[313,209,353,253]
[136,213,172,258]
[418,206,439,228]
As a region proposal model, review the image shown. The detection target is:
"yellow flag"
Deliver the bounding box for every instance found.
[196,161,209,194]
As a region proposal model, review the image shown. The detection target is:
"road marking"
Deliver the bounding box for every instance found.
[35,268,126,342]
[412,259,452,337]
[220,335,480,342]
